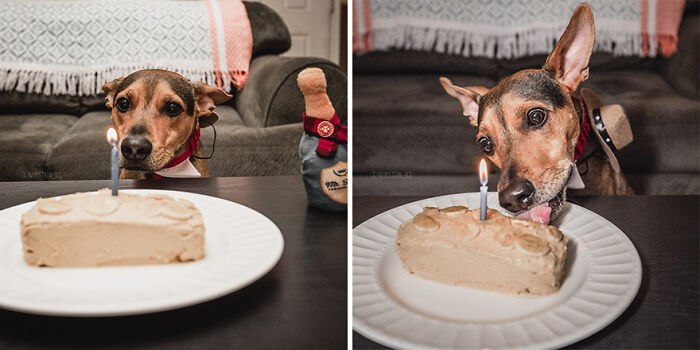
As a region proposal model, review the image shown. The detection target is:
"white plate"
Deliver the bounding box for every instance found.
[0,189,284,317]
[353,193,642,350]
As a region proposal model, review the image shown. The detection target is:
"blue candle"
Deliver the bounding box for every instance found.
[479,159,488,220]
[107,128,119,196]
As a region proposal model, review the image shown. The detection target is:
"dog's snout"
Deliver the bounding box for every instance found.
[499,179,535,213]
[121,137,152,161]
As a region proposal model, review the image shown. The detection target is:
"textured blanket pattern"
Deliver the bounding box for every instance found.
[0,0,252,96]
[354,0,685,59]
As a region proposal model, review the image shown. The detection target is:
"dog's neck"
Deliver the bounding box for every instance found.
[571,91,606,170]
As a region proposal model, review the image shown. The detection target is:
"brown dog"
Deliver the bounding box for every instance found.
[102,69,231,179]
[440,4,633,223]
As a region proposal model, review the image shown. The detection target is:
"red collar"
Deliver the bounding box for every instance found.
[303,112,347,157]
[573,95,591,162]
[151,128,200,179]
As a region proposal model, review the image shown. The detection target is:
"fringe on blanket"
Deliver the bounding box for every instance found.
[0,66,243,96]
[369,25,657,59]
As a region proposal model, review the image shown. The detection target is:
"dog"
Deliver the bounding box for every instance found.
[440,4,633,224]
[102,69,231,179]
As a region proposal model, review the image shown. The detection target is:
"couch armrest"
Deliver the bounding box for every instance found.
[234,55,347,127]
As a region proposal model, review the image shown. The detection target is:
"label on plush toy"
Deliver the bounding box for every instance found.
[320,161,348,204]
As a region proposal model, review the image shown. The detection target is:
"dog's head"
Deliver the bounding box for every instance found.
[102,69,231,172]
[440,4,595,222]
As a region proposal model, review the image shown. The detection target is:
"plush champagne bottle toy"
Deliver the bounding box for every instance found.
[297,67,347,211]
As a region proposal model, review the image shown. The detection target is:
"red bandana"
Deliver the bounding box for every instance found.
[303,112,347,157]
[151,128,201,179]
[573,95,591,162]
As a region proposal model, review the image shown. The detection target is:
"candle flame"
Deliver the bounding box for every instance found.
[106,128,117,143]
[479,158,488,185]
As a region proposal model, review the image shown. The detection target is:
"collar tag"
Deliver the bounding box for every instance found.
[154,159,201,178]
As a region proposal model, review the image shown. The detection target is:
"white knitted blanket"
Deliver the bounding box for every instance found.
[354,0,685,59]
[0,0,252,96]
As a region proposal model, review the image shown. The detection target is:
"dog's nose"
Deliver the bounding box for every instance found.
[121,137,152,161]
[499,179,535,213]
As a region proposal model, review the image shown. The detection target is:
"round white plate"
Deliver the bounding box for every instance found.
[0,189,284,317]
[353,192,642,350]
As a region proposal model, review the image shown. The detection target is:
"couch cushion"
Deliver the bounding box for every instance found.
[208,122,303,177]
[354,51,656,79]
[0,114,77,180]
[496,53,657,79]
[0,91,82,116]
[46,111,114,180]
[353,73,496,175]
[205,105,302,176]
[205,105,303,176]
[354,51,499,78]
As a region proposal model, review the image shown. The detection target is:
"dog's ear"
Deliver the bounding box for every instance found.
[543,4,595,92]
[440,77,488,127]
[102,78,123,109]
[193,82,232,121]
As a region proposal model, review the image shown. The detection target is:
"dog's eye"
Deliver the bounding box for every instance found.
[527,108,547,127]
[477,136,494,156]
[165,102,183,117]
[116,97,130,112]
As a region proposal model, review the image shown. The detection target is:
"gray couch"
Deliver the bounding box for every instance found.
[353,3,699,196]
[0,2,347,181]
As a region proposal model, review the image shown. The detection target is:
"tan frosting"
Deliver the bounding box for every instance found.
[21,189,205,267]
[37,198,72,215]
[396,206,568,296]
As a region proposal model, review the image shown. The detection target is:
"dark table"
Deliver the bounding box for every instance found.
[353,195,699,349]
[0,176,347,349]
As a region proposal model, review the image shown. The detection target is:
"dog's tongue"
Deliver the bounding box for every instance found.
[516,203,552,225]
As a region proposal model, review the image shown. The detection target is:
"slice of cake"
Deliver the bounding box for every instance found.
[21,189,205,267]
[396,206,567,296]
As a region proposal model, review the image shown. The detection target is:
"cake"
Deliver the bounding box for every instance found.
[396,206,567,296]
[21,189,205,267]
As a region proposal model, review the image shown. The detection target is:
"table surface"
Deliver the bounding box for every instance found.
[0,176,347,349]
[352,195,699,350]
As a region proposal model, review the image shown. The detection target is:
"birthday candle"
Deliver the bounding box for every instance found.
[107,128,119,196]
[479,159,488,220]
